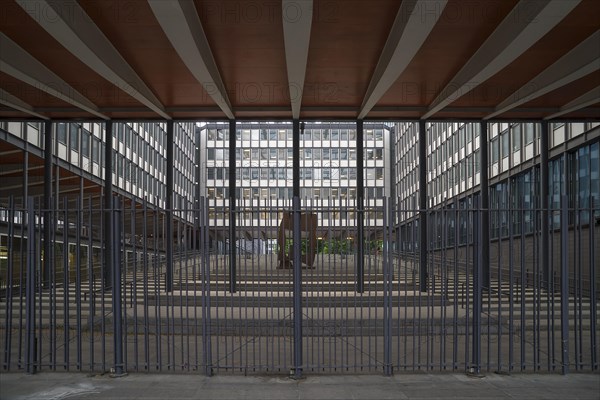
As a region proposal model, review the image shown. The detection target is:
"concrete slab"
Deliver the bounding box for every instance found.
[1,372,599,400]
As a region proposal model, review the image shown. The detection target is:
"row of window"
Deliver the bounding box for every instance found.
[422,141,600,248]
[206,147,382,163]
[206,186,385,201]
[206,167,385,183]
[1,121,197,211]
[489,123,535,164]
[205,126,386,142]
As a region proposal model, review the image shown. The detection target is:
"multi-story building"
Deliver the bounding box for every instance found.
[197,121,390,252]
[0,120,197,273]
[0,120,196,210]
[393,121,600,287]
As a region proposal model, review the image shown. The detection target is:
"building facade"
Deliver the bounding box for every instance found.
[0,120,197,211]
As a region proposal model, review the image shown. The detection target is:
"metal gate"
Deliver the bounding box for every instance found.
[1,195,598,375]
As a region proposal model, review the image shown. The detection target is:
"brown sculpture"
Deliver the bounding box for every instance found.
[277,211,318,269]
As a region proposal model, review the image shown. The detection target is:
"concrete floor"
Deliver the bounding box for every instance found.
[1,371,599,400]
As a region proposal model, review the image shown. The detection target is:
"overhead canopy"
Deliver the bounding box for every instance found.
[0,0,598,121]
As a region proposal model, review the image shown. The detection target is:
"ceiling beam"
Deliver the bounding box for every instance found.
[358,0,448,120]
[486,30,600,119]
[0,88,49,120]
[0,33,108,119]
[422,0,582,120]
[148,0,234,120]
[16,0,170,120]
[544,85,600,120]
[282,0,313,120]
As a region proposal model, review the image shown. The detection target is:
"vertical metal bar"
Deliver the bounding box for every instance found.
[112,197,125,376]
[88,196,95,372]
[550,209,556,371]
[589,196,597,371]
[75,197,82,370]
[26,197,36,374]
[142,199,150,370]
[18,198,25,370]
[383,197,392,376]
[43,120,52,288]
[3,197,15,370]
[63,198,70,369]
[104,121,114,290]
[418,120,427,292]
[357,120,365,293]
[202,197,212,376]
[229,119,237,293]
[35,200,43,370]
[453,198,459,370]
[166,121,174,293]
[560,194,569,375]
[540,121,549,290]
[472,196,482,375]
[129,198,138,371]
[292,118,303,378]
[121,197,129,372]
[508,190,514,372]
[520,196,526,371]
[50,196,56,371]
[153,202,161,370]
[480,121,490,289]
[182,202,189,370]
[576,193,582,370]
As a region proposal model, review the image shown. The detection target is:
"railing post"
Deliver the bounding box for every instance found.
[43,120,52,288]
[228,119,237,293]
[418,120,428,292]
[383,197,392,376]
[166,120,174,292]
[560,194,570,375]
[540,121,550,290]
[200,197,213,376]
[292,119,303,379]
[471,196,482,375]
[356,119,365,293]
[112,196,126,376]
[26,197,37,374]
[292,195,303,379]
[104,120,114,291]
[480,121,490,290]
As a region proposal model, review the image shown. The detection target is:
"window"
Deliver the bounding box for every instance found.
[81,130,90,157]
[491,138,499,163]
[553,123,565,146]
[57,123,67,144]
[524,123,534,144]
[70,124,79,150]
[92,138,99,163]
[512,125,521,152]
[501,131,509,158]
